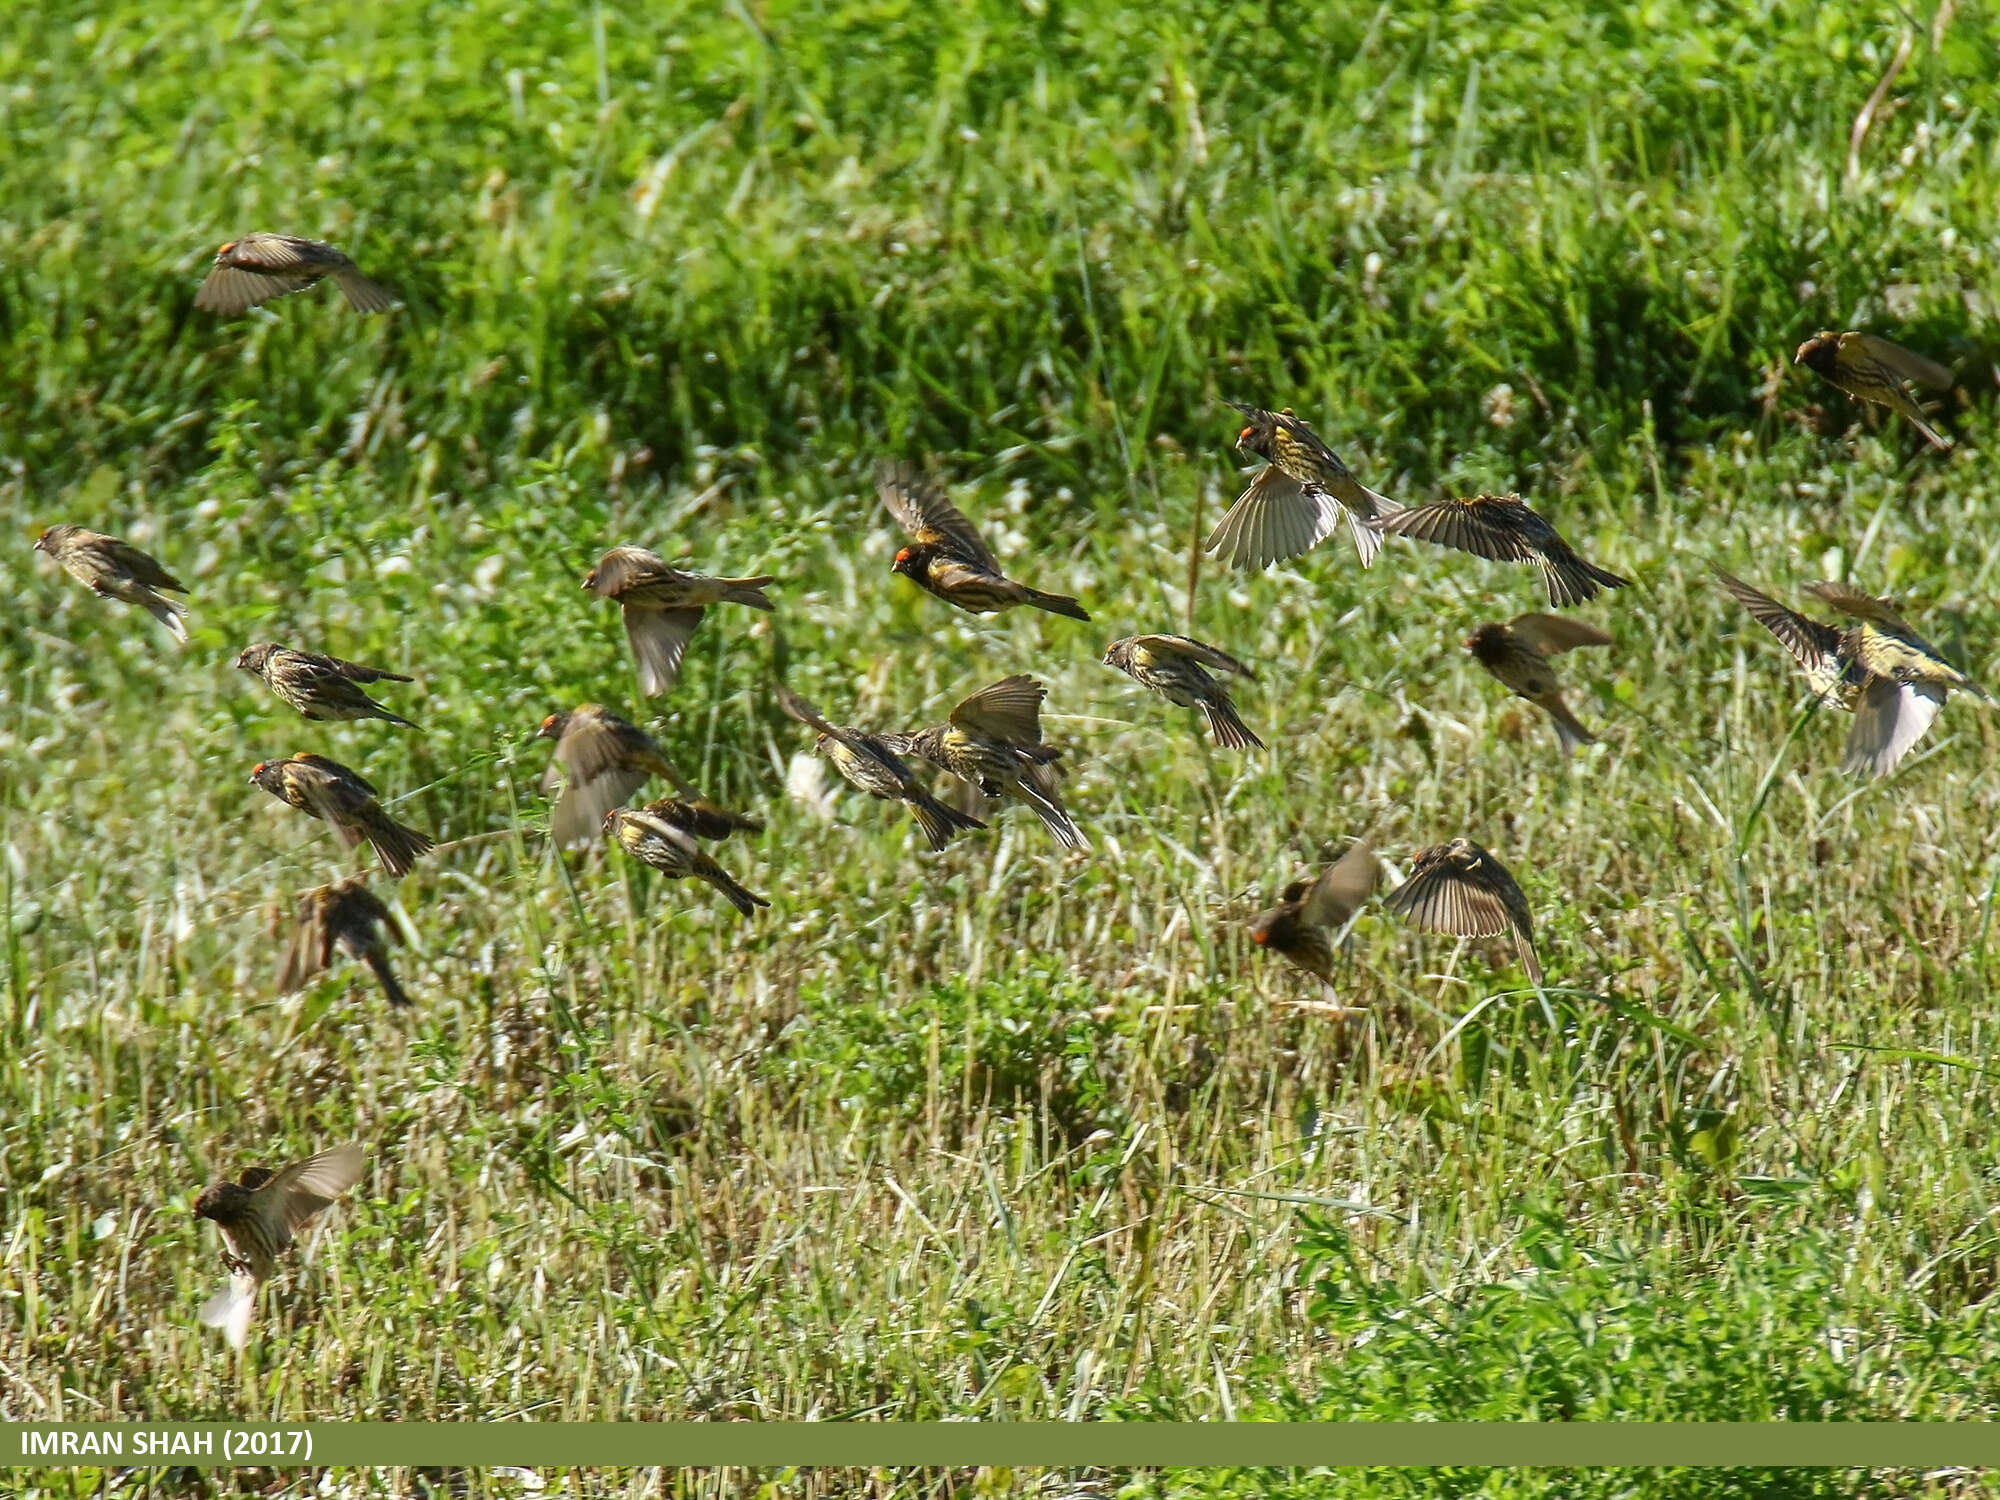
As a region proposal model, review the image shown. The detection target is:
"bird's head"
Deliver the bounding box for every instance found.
[32,524,71,553]
[581,567,600,592]
[891,545,920,578]
[1462,622,1506,659]
[192,1181,245,1223]
[1249,911,1275,947]
[215,240,238,259]
[812,732,833,755]
[234,644,278,673]
[537,711,569,741]
[1102,640,1131,670]
[601,809,623,836]
[1794,332,1839,377]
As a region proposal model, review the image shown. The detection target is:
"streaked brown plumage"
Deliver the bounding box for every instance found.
[1377,493,1629,608]
[1713,568,1949,778]
[879,462,1090,620]
[1206,402,1402,569]
[235,643,417,727]
[1102,635,1263,749]
[277,877,411,1009]
[1462,613,1613,755]
[777,684,986,850]
[193,1142,365,1349]
[1795,331,1953,450]
[249,753,435,878]
[1249,841,1381,983]
[1384,838,1542,986]
[895,675,1085,850]
[195,234,394,315]
[583,546,777,697]
[604,807,768,918]
[33,523,189,641]
[1802,580,1994,704]
[538,704,710,848]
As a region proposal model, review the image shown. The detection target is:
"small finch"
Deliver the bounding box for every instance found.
[277,877,412,1009]
[879,461,1090,620]
[33,523,189,641]
[1376,494,1630,608]
[538,704,715,848]
[603,807,768,918]
[894,675,1085,850]
[1713,568,1946,778]
[1206,402,1402,570]
[249,753,435,878]
[1462,613,1613,755]
[235,644,417,727]
[1795,331,1953,450]
[776,684,986,850]
[194,234,394,315]
[1384,838,1543,986]
[1801,579,1994,704]
[193,1142,365,1349]
[582,546,777,697]
[1102,634,1263,749]
[1249,841,1381,983]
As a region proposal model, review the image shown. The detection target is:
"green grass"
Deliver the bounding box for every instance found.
[5,0,2000,1487]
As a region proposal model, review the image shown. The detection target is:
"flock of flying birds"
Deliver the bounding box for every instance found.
[26,233,1985,1346]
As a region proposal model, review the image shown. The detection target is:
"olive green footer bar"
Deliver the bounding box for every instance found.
[8,1423,2000,1468]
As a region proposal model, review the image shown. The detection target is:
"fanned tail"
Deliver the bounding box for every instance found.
[1202,694,1265,750]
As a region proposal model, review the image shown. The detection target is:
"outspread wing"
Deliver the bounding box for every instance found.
[1125,634,1256,678]
[1203,464,1344,571]
[877,462,997,568]
[1299,841,1380,929]
[1504,613,1613,656]
[949,674,1048,745]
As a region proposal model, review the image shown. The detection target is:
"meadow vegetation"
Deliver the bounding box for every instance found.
[4,0,2000,1491]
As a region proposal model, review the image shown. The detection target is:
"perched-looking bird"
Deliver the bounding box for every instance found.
[583,546,776,697]
[1249,841,1381,983]
[193,1142,366,1349]
[538,704,702,848]
[277,878,412,1010]
[1102,634,1263,749]
[895,675,1086,850]
[236,644,417,727]
[1385,838,1543,986]
[1795,331,1953,450]
[1462,613,1614,755]
[33,523,189,641]
[194,234,394,315]
[1802,580,1994,704]
[249,754,435,878]
[878,462,1090,620]
[1712,568,1946,778]
[900,676,1088,852]
[1206,402,1402,570]
[1377,493,1629,608]
[603,807,768,918]
[777,684,986,851]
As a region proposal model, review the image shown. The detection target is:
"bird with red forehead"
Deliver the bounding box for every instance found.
[195,233,394,315]
[878,461,1089,620]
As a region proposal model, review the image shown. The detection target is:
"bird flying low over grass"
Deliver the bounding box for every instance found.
[1462,613,1614,755]
[1378,493,1630,608]
[34,523,190,641]
[195,233,394,315]
[1384,838,1543,986]
[892,675,1086,850]
[193,1142,366,1349]
[1794,331,1953,450]
[878,462,1090,620]
[777,684,986,851]
[583,546,777,697]
[1206,401,1402,570]
[1712,568,1983,778]
[1103,634,1263,750]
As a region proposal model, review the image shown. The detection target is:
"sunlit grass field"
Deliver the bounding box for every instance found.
[5,0,2000,1492]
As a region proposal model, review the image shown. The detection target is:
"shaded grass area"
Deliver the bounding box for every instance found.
[3,0,2000,1473]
